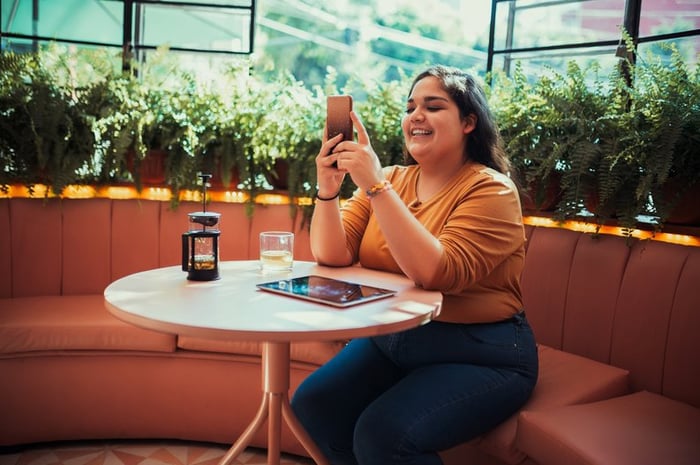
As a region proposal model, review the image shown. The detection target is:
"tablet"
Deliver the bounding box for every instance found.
[256,275,396,308]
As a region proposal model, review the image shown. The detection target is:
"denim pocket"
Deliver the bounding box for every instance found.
[457,319,519,349]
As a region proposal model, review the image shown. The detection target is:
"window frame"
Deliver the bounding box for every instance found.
[0,0,256,58]
[486,0,700,76]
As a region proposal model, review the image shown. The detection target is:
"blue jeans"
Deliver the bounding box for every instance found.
[291,312,538,465]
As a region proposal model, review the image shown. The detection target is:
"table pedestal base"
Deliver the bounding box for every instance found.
[218,341,330,465]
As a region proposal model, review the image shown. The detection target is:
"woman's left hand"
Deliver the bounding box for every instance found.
[333,111,385,190]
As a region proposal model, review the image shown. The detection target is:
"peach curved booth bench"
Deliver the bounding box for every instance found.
[1,197,699,465]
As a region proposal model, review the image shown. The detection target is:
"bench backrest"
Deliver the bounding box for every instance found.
[522,225,700,408]
[0,198,312,299]
[1,198,697,408]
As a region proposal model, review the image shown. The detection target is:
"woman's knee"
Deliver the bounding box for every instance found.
[352,402,443,465]
[353,419,442,465]
[352,407,392,462]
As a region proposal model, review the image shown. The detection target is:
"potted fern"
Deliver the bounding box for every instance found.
[356,76,408,191]
[491,60,609,218]
[491,42,700,231]
[490,63,565,213]
[632,45,700,227]
[592,42,700,230]
[0,46,97,195]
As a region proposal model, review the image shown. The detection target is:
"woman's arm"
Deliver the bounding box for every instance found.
[309,132,354,266]
[363,187,444,286]
[309,196,354,266]
[329,113,445,284]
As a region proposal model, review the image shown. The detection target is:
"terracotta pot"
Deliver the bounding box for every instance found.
[126,148,167,186]
[664,183,700,226]
[210,166,241,191]
[266,159,289,190]
[520,172,562,214]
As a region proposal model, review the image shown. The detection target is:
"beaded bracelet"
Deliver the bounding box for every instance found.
[365,180,392,199]
[315,190,341,201]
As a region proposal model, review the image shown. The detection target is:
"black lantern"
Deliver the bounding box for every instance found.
[182,174,221,281]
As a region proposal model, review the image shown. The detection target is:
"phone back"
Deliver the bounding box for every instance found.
[327,95,353,142]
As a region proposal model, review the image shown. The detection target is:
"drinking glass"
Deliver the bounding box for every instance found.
[259,231,294,272]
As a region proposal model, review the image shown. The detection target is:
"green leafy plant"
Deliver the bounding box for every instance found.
[630,44,700,226]
[490,63,564,212]
[356,76,407,193]
[490,40,700,232]
[30,42,700,232]
[251,75,325,196]
[0,46,97,195]
[495,60,610,220]
[591,41,700,231]
[83,51,151,187]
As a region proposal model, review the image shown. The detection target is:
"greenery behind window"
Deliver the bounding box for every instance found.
[490,0,699,82]
[2,0,698,89]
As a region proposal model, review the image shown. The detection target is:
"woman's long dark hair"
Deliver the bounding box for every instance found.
[404,65,511,175]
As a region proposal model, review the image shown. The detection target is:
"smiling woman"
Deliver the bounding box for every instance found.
[291,64,539,465]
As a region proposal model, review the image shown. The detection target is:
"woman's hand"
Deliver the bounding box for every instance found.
[311,121,357,267]
[332,111,385,191]
[316,131,347,198]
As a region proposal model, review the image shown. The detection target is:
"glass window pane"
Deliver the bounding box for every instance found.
[639,36,700,69]
[640,0,700,37]
[154,0,252,5]
[492,44,620,80]
[1,0,123,46]
[136,3,251,52]
[494,0,626,50]
[0,36,35,53]
[138,48,246,81]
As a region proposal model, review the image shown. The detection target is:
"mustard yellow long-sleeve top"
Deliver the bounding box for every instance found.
[340,161,526,323]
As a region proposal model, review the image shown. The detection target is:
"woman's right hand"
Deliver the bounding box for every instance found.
[315,131,346,198]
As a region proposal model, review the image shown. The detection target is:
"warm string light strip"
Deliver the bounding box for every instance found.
[2,184,698,247]
[1,184,319,207]
[0,184,292,206]
[523,216,700,247]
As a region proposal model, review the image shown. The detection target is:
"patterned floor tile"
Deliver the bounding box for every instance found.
[0,441,313,465]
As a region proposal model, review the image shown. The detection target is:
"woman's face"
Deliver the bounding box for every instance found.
[401,76,474,166]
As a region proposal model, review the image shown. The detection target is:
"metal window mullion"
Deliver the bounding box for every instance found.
[133,0,253,12]
[123,0,134,72]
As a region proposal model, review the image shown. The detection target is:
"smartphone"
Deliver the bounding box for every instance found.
[326,95,353,146]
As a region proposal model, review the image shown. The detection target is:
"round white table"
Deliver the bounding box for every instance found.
[104,260,442,465]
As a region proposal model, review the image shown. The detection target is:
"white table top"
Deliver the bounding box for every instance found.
[104,261,442,342]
